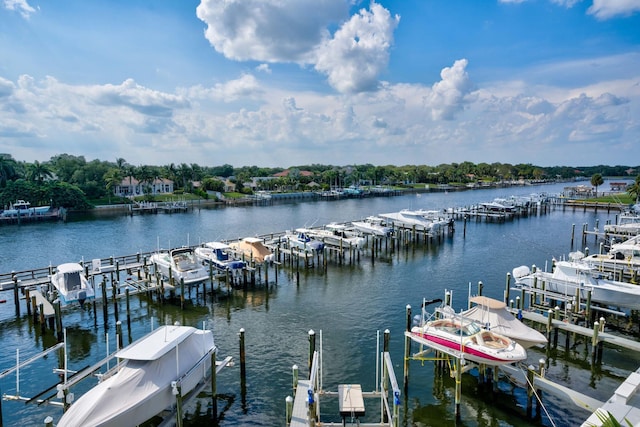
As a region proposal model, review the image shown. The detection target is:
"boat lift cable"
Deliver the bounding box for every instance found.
[508,364,558,427]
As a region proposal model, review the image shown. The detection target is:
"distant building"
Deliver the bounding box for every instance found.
[114,176,174,197]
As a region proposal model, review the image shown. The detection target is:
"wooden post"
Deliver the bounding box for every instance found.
[308,329,316,378]
[239,328,246,384]
[404,305,411,392]
[504,273,511,304]
[54,301,63,342]
[25,288,31,317]
[101,277,108,328]
[211,351,218,423]
[12,274,19,318]
[526,365,535,417]
[180,278,185,310]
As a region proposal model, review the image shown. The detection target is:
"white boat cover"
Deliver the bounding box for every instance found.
[461,296,547,349]
[58,325,215,427]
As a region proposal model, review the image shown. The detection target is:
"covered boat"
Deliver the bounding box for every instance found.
[50,262,95,306]
[457,296,547,349]
[228,237,275,263]
[195,241,245,274]
[57,324,216,427]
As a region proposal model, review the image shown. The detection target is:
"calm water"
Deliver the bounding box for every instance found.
[0,181,638,427]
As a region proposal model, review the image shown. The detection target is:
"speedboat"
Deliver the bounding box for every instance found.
[195,241,245,275]
[150,247,208,285]
[351,216,394,237]
[57,324,216,427]
[455,296,547,349]
[512,252,640,309]
[50,263,95,306]
[282,229,325,253]
[306,223,366,249]
[228,237,275,263]
[408,316,527,366]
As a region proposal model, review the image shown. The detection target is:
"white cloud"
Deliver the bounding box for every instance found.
[3,0,36,19]
[186,74,263,102]
[425,59,473,120]
[196,0,399,94]
[587,0,640,19]
[314,2,400,93]
[195,0,347,63]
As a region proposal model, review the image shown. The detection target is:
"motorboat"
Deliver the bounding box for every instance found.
[351,216,394,237]
[379,209,445,231]
[282,229,325,253]
[57,324,216,427]
[408,314,527,366]
[50,262,95,306]
[306,223,366,249]
[228,237,275,263]
[479,200,515,212]
[195,241,245,275]
[150,247,209,285]
[512,252,640,309]
[1,200,50,217]
[455,296,547,349]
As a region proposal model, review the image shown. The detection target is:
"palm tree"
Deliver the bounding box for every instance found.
[627,175,640,203]
[26,161,53,184]
[104,168,124,203]
[0,154,17,188]
[591,173,604,197]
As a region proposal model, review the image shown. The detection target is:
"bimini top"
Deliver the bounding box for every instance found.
[116,325,198,361]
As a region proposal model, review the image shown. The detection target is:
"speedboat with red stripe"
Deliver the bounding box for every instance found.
[408,317,527,365]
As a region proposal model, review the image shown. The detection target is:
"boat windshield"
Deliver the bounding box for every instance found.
[463,321,481,336]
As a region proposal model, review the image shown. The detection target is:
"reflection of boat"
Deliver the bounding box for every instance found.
[453,296,547,349]
[57,324,216,427]
[351,216,394,237]
[408,314,527,366]
[228,237,275,263]
[50,263,95,306]
[150,247,208,285]
[195,242,245,274]
[512,252,640,309]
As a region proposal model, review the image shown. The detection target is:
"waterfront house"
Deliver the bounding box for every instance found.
[114,176,174,197]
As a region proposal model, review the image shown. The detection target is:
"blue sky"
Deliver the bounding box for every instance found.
[1,0,639,168]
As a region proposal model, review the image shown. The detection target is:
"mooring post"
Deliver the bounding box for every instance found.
[504,273,511,304]
[285,395,293,424]
[180,278,185,310]
[12,273,19,318]
[211,351,218,423]
[25,288,31,317]
[239,328,246,384]
[101,277,108,328]
[308,329,316,378]
[404,305,411,391]
[454,357,462,421]
[526,365,535,417]
[570,223,575,247]
[174,382,183,427]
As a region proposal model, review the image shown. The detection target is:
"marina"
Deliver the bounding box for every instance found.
[0,181,639,426]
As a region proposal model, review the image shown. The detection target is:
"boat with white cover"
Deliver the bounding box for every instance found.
[150,247,208,285]
[379,209,444,231]
[512,252,640,309]
[57,324,216,427]
[50,262,95,306]
[306,223,366,248]
[195,241,245,275]
[351,216,394,237]
[408,310,527,365]
[453,296,547,349]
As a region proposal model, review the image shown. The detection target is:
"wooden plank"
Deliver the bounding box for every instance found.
[338,384,365,418]
[31,290,55,317]
[289,379,310,427]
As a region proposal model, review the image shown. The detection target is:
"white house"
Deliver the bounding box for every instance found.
[114,176,174,197]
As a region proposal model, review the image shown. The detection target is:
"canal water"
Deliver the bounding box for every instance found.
[0,181,638,426]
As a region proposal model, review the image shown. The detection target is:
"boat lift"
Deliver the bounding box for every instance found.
[286,329,401,427]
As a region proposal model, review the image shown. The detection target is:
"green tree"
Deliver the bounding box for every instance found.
[0,154,18,188]
[591,173,604,197]
[627,175,640,203]
[104,168,124,203]
[26,161,54,184]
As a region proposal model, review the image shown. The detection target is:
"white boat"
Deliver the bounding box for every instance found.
[282,229,325,253]
[351,216,394,237]
[306,223,366,248]
[408,312,527,366]
[50,263,95,306]
[512,252,640,309]
[150,247,209,285]
[228,237,275,263]
[454,296,547,349]
[379,209,446,231]
[1,200,51,217]
[479,200,515,212]
[609,235,640,260]
[57,324,216,427]
[603,211,640,236]
[195,241,245,275]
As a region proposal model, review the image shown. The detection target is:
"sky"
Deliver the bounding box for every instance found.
[1,0,640,169]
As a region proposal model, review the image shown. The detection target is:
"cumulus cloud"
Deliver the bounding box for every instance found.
[425,59,473,120]
[186,74,263,102]
[587,0,640,19]
[314,2,400,93]
[196,0,399,94]
[3,0,36,19]
[195,0,347,63]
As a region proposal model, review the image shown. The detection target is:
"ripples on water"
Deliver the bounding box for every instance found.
[0,181,638,426]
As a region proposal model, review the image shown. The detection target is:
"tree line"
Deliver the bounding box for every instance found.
[0,153,638,210]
